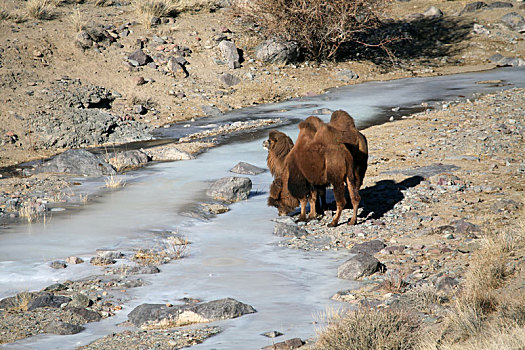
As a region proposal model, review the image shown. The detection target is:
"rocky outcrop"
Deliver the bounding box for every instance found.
[33,149,116,176]
[337,253,383,280]
[206,177,252,202]
[255,40,300,64]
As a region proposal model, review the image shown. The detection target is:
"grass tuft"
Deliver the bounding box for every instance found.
[25,0,55,20]
[133,236,189,265]
[131,0,176,28]
[104,174,126,189]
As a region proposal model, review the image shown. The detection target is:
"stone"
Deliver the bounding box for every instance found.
[460,2,488,15]
[349,239,386,255]
[219,40,241,69]
[501,12,525,32]
[103,150,150,171]
[273,217,308,237]
[144,146,192,161]
[423,6,443,18]
[230,162,265,175]
[50,260,67,269]
[435,276,459,292]
[127,298,256,327]
[96,250,123,259]
[262,330,283,338]
[68,293,92,308]
[335,69,359,82]
[167,57,189,78]
[261,338,304,350]
[220,73,241,87]
[255,39,300,64]
[76,31,93,49]
[27,293,71,311]
[66,256,84,264]
[206,177,252,202]
[68,307,102,322]
[337,253,383,280]
[44,321,84,335]
[134,76,146,86]
[201,105,222,116]
[134,104,147,114]
[451,219,481,237]
[128,49,150,66]
[44,283,67,292]
[489,2,513,9]
[90,256,116,266]
[34,149,116,176]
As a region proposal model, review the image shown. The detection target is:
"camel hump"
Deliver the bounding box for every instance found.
[330,110,356,131]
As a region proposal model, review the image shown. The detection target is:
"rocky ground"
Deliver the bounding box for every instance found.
[0,0,524,348]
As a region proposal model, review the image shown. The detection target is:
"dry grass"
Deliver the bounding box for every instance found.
[19,205,39,223]
[70,8,87,31]
[133,236,189,265]
[315,308,419,350]
[401,284,444,313]
[104,174,126,189]
[0,8,10,21]
[131,0,176,27]
[92,0,114,6]
[25,0,55,20]
[380,270,409,293]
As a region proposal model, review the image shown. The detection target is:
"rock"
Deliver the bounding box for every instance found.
[501,12,525,32]
[128,49,150,66]
[262,330,283,338]
[220,73,241,87]
[206,177,252,202]
[349,239,386,255]
[435,276,459,292]
[134,104,147,114]
[90,256,116,266]
[167,57,189,78]
[107,265,161,275]
[201,105,222,116]
[34,149,116,176]
[255,39,299,64]
[261,338,304,350]
[337,253,383,280]
[144,145,192,161]
[44,321,84,335]
[423,6,443,18]
[380,245,406,255]
[489,1,513,9]
[460,2,488,15]
[66,256,84,264]
[77,31,93,49]
[451,219,481,237]
[50,260,67,269]
[150,16,161,26]
[273,217,308,237]
[27,293,71,311]
[335,69,359,82]
[68,293,92,308]
[134,76,146,86]
[230,162,265,175]
[68,307,102,322]
[103,150,150,171]
[128,298,256,328]
[219,40,241,69]
[44,283,67,292]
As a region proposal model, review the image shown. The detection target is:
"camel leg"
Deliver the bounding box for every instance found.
[298,198,308,222]
[346,177,361,225]
[308,191,318,220]
[328,184,346,227]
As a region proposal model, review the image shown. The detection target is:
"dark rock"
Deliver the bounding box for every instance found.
[261,338,304,350]
[219,40,241,69]
[150,16,161,26]
[501,12,525,31]
[349,239,386,255]
[460,2,488,15]
[44,321,84,335]
[103,150,150,171]
[273,217,308,237]
[167,57,189,78]
[128,49,151,66]
[44,283,67,292]
[134,76,146,86]
[27,293,71,311]
[128,298,256,327]
[261,330,283,338]
[90,256,116,266]
[76,31,93,49]
[230,162,265,175]
[220,73,241,87]
[68,307,102,322]
[435,276,459,292]
[50,260,67,269]
[489,2,513,9]
[206,177,252,202]
[34,149,116,176]
[337,253,383,280]
[68,293,92,308]
[134,104,147,114]
[451,219,481,237]
[335,69,359,82]
[255,40,299,64]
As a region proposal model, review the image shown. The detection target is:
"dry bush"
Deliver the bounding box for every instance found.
[19,205,38,223]
[315,308,419,350]
[25,0,55,20]
[0,8,10,20]
[70,8,87,31]
[104,174,126,189]
[234,0,390,60]
[131,0,176,27]
[401,284,443,313]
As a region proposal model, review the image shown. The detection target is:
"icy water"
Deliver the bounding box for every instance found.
[1,67,525,349]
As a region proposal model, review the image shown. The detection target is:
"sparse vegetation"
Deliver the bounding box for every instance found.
[25,0,55,20]
[315,308,420,350]
[92,0,114,6]
[104,174,126,189]
[70,8,87,31]
[19,204,38,223]
[133,236,189,265]
[131,0,176,27]
[0,8,10,21]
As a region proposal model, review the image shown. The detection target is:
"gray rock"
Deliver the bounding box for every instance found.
[489,2,513,9]
[206,177,252,202]
[27,293,71,311]
[167,57,188,78]
[44,321,84,335]
[44,283,67,292]
[90,256,116,266]
[34,149,116,176]
[460,2,488,14]
[96,250,124,259]
[107,265,161,275]
[335,69,359,82]
[128,49,150,66]
[76,31,93,49]
[133,104,147,114]
[255,40,299,64]
[435,276,459,292]
[451,219,481,237]
[68,307,102,322]
[50,260,67,269]
[273,217,308,237]
[349,239,386,255]
[220,73,241,87]
[201,105,222,116]
[230,162,265,175]
[66,256,84,264]
[261,338,304,350]
[337,253,382,280]
[128,298,256,327]
[144,146,192,162]
[423,6,443,18]
[219,40,241,69]
[68,293,92,308]
[103,150,150,171]
[501,12,525,32]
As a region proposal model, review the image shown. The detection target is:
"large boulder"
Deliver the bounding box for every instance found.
[337,253,383,280]
[44,321,84,335]
[501,12,525,32]
[128,298,256,328]
[219,40,241,69]
[206,177,252,202]
[349,239,386,255]
[272,217,308,237]
[34,149,116,176]
[255,40,300,64]
[103,150,150,171]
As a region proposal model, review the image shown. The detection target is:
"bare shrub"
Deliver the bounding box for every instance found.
[0,8,10,21]
[401,284,443,313]
[315,308,419,350]
[92,0,114,6]
[25,0,55,20]
[104,174,126,189]
[131,0,176,27]
[234,0,390,60]
[70,8,87,31]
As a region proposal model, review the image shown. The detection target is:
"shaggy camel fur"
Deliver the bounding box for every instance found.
[270,116,361,226]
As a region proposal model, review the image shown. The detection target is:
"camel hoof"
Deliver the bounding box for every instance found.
[348,219,357,225]
[328,221,338,227]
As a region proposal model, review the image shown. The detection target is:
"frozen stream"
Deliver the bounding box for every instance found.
[2,67,525,349]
